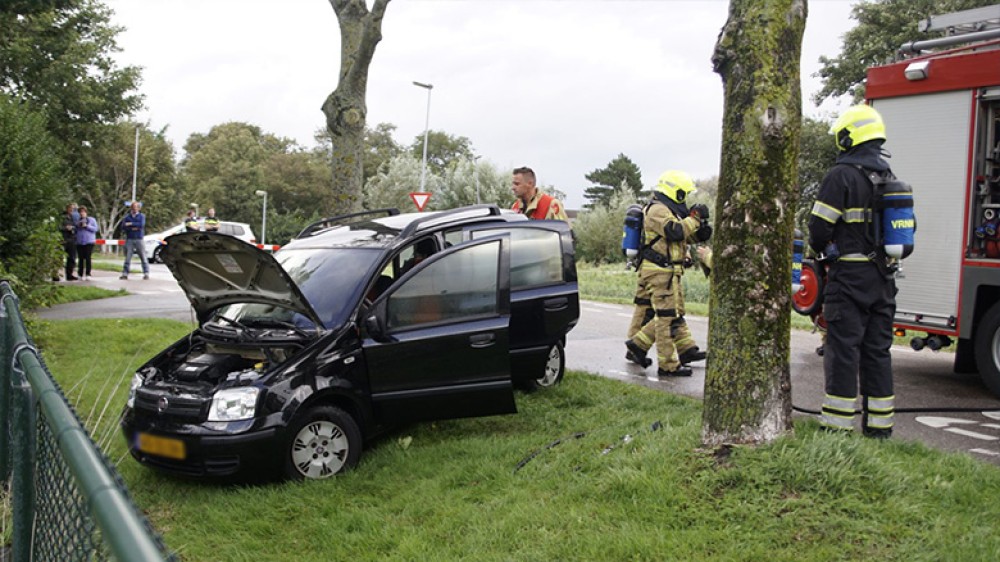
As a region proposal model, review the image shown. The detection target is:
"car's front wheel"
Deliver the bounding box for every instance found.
[151,246,162,264]
[282,406,361,480]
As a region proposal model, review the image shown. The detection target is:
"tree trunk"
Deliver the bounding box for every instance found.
[702,0,806,446]
[323,0,391,213]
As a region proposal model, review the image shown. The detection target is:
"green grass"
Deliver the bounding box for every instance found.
[48,283,126,305]
[25,318,1000,561]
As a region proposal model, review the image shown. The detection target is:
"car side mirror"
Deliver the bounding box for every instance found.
[364,301,390,343]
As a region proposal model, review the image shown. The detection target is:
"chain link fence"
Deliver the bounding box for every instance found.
[0,281,176,561]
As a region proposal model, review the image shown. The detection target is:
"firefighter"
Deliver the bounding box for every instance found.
[808,104,896,439]
[511,166,568,220]
[624,170,712,376]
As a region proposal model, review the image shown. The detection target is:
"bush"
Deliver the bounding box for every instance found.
[0,95,68,308]
[572,185,638,264]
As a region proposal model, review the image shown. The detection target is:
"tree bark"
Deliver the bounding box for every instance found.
[323,0,391,213]
[702,0,806,446]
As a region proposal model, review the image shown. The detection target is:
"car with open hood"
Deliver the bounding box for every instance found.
[121,205,579,480]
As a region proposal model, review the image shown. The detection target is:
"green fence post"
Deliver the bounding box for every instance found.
[10,347,37,562]
[1,286,12,480]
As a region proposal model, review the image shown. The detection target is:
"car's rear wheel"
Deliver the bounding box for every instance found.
[283,406,361,480]
[536,341,565,388]
[151,246,163,264]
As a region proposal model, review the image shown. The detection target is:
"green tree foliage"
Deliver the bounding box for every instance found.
[0,95,66,307]
[408,130,474,176]
[572,185,635,264]
[87,122,178,236]
[583,154,643,209]
[0,0,142,189]
[434,159,513,210]
[796,116,838,232]
[181,122,332,244]
[814,0,998,104]
[363,122,403,182]
[364,155,443,211]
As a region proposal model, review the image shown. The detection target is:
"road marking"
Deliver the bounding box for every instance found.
[586,302,622,310]
[970,448,1000,456]
[944,427,998,441]
[616,313,632,318]
[914,416,978,429]
[984,412,1000,421]
[982,424,1000,430]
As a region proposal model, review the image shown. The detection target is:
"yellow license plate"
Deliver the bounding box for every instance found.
[136,433,186,460]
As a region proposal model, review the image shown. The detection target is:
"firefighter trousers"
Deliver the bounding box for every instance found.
[628,268,695,371]
[820,261,897,432]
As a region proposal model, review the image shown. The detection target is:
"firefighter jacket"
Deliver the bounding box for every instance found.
[512,190,568,221]
[640,196,711,273]
[808,140,891,261]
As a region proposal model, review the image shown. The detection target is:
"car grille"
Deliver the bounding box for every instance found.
[135,388,207,423]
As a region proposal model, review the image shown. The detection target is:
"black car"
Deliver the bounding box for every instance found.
[121,205,579,480]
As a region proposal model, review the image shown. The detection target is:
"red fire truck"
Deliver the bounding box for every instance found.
[795,6,1000,397]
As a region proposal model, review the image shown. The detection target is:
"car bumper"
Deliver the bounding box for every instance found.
[121,408,284,478]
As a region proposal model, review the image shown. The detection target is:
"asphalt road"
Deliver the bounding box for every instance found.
[37,265,1000,465]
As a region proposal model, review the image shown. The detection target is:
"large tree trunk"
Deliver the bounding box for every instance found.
[702,0,806,446]
[323,0,390,213]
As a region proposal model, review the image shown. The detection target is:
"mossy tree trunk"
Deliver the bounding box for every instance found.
[323,0,390,213]
[702,0,806,447]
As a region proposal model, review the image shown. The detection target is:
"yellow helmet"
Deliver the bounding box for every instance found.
[830,104,886,151]
[654,170,696,203]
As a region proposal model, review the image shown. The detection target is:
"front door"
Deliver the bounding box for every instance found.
[363,236,515,424]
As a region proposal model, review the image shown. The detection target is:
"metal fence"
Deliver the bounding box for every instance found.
[0,281,175,561]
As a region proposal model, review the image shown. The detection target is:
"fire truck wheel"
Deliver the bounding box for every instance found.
[974,303,1000,397]
[792,259,824,316]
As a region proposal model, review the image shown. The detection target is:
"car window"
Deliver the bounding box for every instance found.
[386,242,499,330]
[470,228,562,289]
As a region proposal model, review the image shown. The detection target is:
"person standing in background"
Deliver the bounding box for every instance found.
[60,203,78,281]
[120,201,150,280]
[75,206,98,280]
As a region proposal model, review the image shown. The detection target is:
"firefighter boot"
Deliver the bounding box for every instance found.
[658,366,693,377]
[625,340,652,368]
[678,346,707,365]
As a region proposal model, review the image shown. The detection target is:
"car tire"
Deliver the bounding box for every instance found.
[974,303,1000,398]
[282,406,362,480]
[151,246,162,264]
[536,341,565,388]
[792,259,824,316]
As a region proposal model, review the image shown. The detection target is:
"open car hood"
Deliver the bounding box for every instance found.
[161,232,323,327]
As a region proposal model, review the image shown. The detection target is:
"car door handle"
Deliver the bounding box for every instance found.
[469,333,495,348]
[544,297,568,312]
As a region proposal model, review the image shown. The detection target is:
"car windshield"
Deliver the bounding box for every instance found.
[216,247,381,330]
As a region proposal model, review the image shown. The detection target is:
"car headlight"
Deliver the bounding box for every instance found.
[208,387,260,422]
[127,373,143,408]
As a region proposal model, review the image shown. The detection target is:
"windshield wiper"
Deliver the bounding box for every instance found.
[243,317,311,338]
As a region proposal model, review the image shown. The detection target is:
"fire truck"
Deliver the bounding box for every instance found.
[795,6,1000,397]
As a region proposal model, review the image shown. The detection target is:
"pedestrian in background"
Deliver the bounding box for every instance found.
[60,203,78,281]
[511,167,568,220]
[75,206,98,280]
[120,200,150,280]
[808,104,897,439]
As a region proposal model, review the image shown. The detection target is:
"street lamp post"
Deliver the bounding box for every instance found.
[473,155,482,204]
[254,190,267,246]
[413,81,433,194]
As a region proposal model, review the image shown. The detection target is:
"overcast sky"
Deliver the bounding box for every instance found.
[104,0,858,209]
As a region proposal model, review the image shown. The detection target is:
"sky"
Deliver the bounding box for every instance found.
[103,0,859,210]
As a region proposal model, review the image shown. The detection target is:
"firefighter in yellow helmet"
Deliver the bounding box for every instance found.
[624,170,712,376]
[808,104,898,439]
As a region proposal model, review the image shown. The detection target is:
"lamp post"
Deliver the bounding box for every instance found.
[473,155,482,204]
[413,81,433,194]
[254,190,267,246]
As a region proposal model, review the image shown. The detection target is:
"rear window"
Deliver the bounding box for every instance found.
[470,228,562,289]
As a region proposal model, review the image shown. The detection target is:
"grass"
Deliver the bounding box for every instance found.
[21,318,1000,561]
[48,283,126,305]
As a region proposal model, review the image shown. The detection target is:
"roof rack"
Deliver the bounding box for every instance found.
[398,204,504,238]
[296,208,400,239]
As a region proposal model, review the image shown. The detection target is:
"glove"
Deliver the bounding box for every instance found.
[695,224,712,242]
[690,204,710,221]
